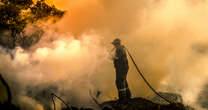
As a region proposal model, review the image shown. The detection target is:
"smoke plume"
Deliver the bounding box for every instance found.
[1,0,208,109]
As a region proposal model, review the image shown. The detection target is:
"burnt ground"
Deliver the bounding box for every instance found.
[0,97,194,110]
[100,98,193,110]
[0,102,20,110]
[61,97,194,110]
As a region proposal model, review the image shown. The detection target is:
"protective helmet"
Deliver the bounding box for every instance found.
[112,38,121,45]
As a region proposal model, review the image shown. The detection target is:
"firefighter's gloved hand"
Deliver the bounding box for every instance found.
[113,56,119,60]
[108,55,118,60]
[108,50,118,60]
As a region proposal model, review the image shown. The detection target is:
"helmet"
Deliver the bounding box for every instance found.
[112,38,121,45]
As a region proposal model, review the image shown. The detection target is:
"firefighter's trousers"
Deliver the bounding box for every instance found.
[115,68,131,100]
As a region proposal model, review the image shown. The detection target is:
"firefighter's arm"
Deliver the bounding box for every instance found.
[109,50,118,60]
[109,55,118,60]
[113,55,119,60]
[110,52,118,60]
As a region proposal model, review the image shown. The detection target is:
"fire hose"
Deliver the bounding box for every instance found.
[51,93,72,110]
[125,47,173,104]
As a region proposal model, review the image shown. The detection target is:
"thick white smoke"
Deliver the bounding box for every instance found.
[0,29,110,109]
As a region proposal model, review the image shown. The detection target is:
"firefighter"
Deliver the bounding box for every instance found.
[112,38,131,100]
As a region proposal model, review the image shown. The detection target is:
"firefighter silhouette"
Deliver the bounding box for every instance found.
[112,38,131,100]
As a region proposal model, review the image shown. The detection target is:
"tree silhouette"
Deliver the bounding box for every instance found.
[0,0,65,49]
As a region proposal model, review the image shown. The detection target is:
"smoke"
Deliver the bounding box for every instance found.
[0,30,109,109]
[1,0,208,109]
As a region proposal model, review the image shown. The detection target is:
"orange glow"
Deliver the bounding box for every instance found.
[51,0,100,10]
[33,0,53,6]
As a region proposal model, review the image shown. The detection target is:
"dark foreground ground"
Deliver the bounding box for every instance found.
[0,97,193,110]
[100,98,193,110]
